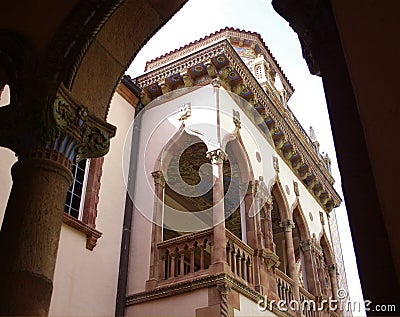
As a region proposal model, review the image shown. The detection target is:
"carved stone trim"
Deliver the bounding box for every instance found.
[273,156,280,172]
[233,109,241,129]
[280,219,295,232]
[179,103,191,121]
[299,239,312,252]
[206,148,227,164]
[49,85,116,163]
[257,249,280,271]
[152,171,166,188]
[293,181,300,196]
[217,282,231,317]
[319,211,326,225]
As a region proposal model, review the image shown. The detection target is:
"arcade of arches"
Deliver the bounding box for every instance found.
[0,0,399,315]
[148,134,340,310]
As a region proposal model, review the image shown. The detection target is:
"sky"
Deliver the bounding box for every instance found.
[127,0,365,314]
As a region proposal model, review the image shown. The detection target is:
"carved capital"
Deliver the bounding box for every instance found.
[280,219,295,232]
[152,171,166,188]
[49,86,116,164]
[206,148,227,164]
[299,239,312,252]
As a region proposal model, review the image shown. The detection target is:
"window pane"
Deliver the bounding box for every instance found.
[64,159,88,219]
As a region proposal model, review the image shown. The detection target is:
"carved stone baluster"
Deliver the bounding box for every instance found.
[170,252,176,278]
[200,245,205,270]
[189,247,195,274]
[179,250,185,276]
[236,252,242,278]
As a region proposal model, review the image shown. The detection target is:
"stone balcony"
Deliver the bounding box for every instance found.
[141,229,341,317]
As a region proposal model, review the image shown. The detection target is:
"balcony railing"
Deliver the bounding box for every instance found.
[275,268,295,310]
[225,229,254,285]
[157,229,213,281]
[299,287,317,317]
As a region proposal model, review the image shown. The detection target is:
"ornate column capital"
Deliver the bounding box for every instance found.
[152,171,166,188]
[299,239,313,251]
[206,148,227,164]
[280,219,295,232]
[22,85,116,170]
[49,86,116,162]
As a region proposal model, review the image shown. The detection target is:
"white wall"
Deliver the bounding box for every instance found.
[49,92,135,315]
[127,86,335,296]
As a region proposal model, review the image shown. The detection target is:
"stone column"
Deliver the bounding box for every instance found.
[280,219,300,301]
[300,239,322,298]
[0,91,115,316]
[328,264,339,301]
[264,197,275,252]
[244,182,258,250]
[147,171,165,289]
[207,148,228,273]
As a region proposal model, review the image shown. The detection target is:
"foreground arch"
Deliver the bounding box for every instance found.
[0,1,187,315]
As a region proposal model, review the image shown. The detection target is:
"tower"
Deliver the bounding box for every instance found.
[125,28,347,317]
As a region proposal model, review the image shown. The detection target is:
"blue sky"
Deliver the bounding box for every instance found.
[127,0,365,314]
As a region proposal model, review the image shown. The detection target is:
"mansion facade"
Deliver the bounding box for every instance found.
[0,28,350,317]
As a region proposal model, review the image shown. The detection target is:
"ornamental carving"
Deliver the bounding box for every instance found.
[273,156,279,172]
[279,219,295,232]
[152,171,166,188]
[233,109,241,128]
[206,148,227,164]
[50,87,116,163]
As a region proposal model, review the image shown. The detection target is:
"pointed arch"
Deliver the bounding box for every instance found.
[224,134,255,184]
[320,233,335,266]
[270,178,291,221]
[291,198,311,241]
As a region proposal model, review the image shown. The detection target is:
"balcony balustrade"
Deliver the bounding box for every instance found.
[225,229,254,285]
[157,229,213,281]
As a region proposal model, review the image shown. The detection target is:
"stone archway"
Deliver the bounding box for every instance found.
[0,1,187,315]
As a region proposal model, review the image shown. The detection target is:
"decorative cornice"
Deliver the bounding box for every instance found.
[135,36,341,212]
